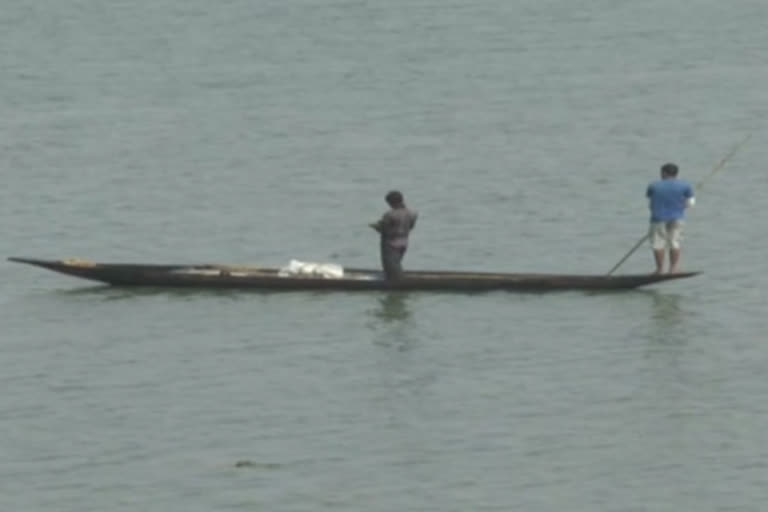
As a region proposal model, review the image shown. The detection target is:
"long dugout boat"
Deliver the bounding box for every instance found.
[8,257,700,292]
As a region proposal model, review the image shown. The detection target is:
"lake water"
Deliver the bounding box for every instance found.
[2,1,767,510]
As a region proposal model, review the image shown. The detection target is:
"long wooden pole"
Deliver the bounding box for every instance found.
[606,134,752,276]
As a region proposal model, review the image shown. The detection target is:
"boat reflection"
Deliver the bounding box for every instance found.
[52,284,249,302]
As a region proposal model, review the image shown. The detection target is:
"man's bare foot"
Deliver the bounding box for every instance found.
[669,266,679,274]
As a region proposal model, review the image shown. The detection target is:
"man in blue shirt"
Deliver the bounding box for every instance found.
[646,163,695,274]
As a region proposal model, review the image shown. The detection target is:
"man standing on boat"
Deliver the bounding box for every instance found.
[369,190,418,280]
[646,163,695,274]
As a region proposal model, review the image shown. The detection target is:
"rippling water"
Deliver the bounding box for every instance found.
[2,1,767,510]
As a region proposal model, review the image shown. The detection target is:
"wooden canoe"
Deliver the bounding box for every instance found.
[7,257,700,292]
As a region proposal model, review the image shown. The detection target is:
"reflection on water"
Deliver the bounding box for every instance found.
[649,291,684,324]
[620,289,692,348]
[52,284,251,302]
[366,293,435,414]
[643,290,688,345]
[371,293,412,322]
[367,293,415,350]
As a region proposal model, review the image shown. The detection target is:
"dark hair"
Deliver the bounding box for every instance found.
[661,163,679,176]
[385,190,404,205]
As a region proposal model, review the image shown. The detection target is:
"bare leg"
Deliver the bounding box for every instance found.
[669,248,681,273]
[653,249,665,274]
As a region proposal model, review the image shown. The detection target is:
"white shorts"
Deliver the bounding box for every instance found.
[649,221,684,250]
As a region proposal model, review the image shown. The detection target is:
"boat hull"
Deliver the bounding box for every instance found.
[8,257,700,292]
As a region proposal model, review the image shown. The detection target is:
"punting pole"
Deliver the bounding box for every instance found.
[606,133,752,276]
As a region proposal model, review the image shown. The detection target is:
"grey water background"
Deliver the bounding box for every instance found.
[1,0,767,510]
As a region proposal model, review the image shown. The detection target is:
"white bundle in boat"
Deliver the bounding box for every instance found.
[277,259,344,279]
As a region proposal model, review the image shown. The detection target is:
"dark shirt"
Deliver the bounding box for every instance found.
[375,206,418,248]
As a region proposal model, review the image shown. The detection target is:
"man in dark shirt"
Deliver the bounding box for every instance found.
[369,190,418,280]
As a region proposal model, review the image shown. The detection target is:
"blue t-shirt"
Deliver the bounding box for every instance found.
[646,178,694,222]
